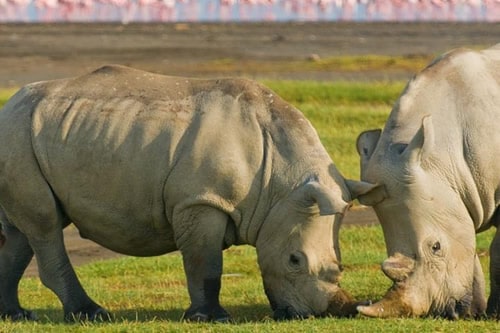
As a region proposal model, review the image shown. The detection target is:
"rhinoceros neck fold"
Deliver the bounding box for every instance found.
[238,130,275,246]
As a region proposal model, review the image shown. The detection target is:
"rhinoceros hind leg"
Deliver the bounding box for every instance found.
[486,226,500,319]
[1,309,38,321]
[64,305,111,322]
[0,223,35,321]
[30,234,110,322]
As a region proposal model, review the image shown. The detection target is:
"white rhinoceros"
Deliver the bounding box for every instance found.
[354,44,500,319]
[0,65,369,322]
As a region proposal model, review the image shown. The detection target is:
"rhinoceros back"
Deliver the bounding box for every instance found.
[377,45,500,229]
[26,66,266,251]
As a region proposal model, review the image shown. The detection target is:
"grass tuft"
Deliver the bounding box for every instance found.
[10,226,495,331]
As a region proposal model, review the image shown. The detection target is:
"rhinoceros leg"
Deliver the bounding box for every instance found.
[487,226,500,319]
[0,156,108,322]
[29,229,109,322]
[174,205,231,322]
[469,254,487,318]
[0,222,36,320]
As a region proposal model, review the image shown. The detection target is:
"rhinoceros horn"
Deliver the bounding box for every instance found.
[357,254,415,318]
[357,285,413,318]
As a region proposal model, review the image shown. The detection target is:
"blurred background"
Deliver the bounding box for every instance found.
[1,0,499,23]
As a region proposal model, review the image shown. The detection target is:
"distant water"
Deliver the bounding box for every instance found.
[1,0,498,23]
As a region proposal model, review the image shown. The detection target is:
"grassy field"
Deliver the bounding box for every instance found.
[0,82,498,332]
[195,54,434,77]
[2,226,496,332]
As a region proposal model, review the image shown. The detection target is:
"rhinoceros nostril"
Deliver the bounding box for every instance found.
[453,292,475,319]
[442,299,459,320]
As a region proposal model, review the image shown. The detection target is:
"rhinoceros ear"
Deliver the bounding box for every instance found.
[357,129,382,178]
[351,182,387,206]
[403,115,434,165]
[345,179,379,199]
[357,129,382,160]
[300,181,349,216]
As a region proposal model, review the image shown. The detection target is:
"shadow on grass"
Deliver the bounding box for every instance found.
[31,303,272,324]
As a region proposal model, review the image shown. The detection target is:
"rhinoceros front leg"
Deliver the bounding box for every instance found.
[470,254,487,317]
[487,226,500,319]
[0,223,36,320]
[174,205,231,322]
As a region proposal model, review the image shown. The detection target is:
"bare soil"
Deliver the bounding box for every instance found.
[1,22,498,86]
[0,22,495,277]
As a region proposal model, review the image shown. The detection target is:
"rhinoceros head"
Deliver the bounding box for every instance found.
[353,116,483,319]
[255,178,367,320]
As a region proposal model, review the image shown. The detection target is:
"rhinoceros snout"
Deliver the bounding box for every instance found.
[325,287,360,317]
[270,289,360,320]
[439,292,481,320]
[272,306,306,321]
[265,287,307,320]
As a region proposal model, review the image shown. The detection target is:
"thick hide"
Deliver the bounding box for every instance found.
[353,44,500,319]
[0,65,363,321]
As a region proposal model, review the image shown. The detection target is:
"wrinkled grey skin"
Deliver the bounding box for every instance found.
[0,65,368,322]
[353,44,500,319]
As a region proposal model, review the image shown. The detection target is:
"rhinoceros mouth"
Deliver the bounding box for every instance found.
[431,292,474,320]
[265,286,313,320]
[265,285,330,320]
[272,306,312,321]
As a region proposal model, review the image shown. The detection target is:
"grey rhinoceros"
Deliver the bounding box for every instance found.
[0,65,369,322]
[354,44,500,319]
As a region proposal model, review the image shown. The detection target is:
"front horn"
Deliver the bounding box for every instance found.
[357,286,413,318]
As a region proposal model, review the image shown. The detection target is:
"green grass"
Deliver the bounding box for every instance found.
[0,82,497,331]
[0,87,17,106]
[2,226,496,332]
[198,54,434,76]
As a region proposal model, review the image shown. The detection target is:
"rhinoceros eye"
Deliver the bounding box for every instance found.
[431,241,441,253]
[289,253,301,266]
[390,142,408,155]
[288,251,306,271]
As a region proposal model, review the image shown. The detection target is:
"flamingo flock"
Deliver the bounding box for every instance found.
[0,0,498,22]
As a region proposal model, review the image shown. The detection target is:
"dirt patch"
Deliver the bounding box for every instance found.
[1,22,498,87]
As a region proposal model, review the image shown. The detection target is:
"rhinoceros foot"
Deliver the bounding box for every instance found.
[182,305,231,323]
[1,308,37,321]
[64,305,111,322]
[486,293,500,320]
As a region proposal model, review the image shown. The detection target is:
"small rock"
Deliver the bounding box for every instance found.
[307,54,321,62]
